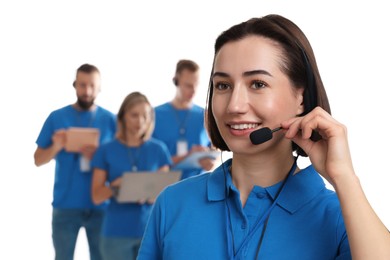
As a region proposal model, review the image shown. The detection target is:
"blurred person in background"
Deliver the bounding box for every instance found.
[91,91,172,260]
[152,59,217,180]
[34,63,116,260]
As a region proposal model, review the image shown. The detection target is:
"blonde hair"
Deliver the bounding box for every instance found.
[116,91,155,142]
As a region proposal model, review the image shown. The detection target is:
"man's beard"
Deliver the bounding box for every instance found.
[77,98,94,110]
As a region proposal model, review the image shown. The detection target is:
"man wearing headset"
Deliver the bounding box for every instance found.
[152,59,217,180]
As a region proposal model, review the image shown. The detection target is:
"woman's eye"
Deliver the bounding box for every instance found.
[130,113,139,119]
[214,82,231,90]
[251,80,267,89]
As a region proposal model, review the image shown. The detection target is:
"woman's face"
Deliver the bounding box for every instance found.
[124,101,152,138]
[211,36,304,155]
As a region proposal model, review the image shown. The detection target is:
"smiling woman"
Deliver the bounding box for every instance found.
[1,1,390,260]
[137,14,390,260]
[211,36,307,157]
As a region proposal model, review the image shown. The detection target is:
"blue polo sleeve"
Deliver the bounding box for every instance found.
[137,189,166,260]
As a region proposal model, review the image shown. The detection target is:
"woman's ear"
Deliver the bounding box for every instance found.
[296,88,305,115]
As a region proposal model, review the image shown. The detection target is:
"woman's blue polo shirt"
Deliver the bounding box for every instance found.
[138,159,351,260]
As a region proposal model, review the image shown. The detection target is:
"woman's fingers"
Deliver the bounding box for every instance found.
[281,107,354,183]
[283,107,341,140]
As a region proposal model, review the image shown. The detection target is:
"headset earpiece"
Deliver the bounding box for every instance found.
[173,77,178,86]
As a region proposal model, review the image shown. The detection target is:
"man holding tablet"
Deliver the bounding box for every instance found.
[34,63,116,260]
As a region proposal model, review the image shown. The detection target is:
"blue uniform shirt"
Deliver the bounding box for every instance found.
[138,159,351,260]
[152,102,211,179]
[91,138,172,238]
[35,105,116,209]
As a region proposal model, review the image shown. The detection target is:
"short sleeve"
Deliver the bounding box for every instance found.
[137,190,166,260]
[91,145,108,171]
[35,112,55,148]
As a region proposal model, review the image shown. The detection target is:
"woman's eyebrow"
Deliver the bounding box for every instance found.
[243,69,272,77]
[212,69,273,79]
[212,71,229,79]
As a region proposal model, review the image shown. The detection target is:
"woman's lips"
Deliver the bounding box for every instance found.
[227,123,260,136]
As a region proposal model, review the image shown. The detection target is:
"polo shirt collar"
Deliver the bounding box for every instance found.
[270,165,326,214]
[207,159,232,201]
[207,160,326,214]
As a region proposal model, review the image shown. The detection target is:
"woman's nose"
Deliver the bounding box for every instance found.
[226,84,249,114]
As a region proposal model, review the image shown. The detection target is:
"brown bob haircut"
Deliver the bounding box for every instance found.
[206,14,331,157]
[116,91,155,142]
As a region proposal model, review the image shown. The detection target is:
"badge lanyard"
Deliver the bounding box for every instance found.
[75,108,97,172]
[172,106,191,137]
[172,105,191,155]
[225,157,298,260]
[128,147,140,172]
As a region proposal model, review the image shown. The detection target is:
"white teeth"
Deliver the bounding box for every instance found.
[230,123,258,130]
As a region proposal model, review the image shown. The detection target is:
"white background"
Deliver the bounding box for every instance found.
[1,0,389,259]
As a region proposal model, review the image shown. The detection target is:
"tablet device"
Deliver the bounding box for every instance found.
[65,127,100,152]
[116,171,182,203]
[173,150,220,170]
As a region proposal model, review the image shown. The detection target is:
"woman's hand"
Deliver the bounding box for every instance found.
[281,107,355,185]
[283,107,390,259]
[110,177,123,189]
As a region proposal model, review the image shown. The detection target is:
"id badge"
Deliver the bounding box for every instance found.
[176,139,188,156]
[80,155,91,172]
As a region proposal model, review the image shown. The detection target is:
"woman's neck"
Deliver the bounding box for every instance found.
[230,151,296,206]
[118,134,143,147]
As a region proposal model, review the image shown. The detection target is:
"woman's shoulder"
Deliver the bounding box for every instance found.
[145,138,169,149]
[158,164,226,203]
[98,138,120,150]
[157,172,211,202]
[288,164,342,212]
[168,172,210,191]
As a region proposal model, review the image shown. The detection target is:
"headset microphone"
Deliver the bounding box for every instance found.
[249,127,282,145]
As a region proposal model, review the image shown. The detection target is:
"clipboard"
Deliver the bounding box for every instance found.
[64,127,100,152]
[173,150,220,170]
[116,171,182,203]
